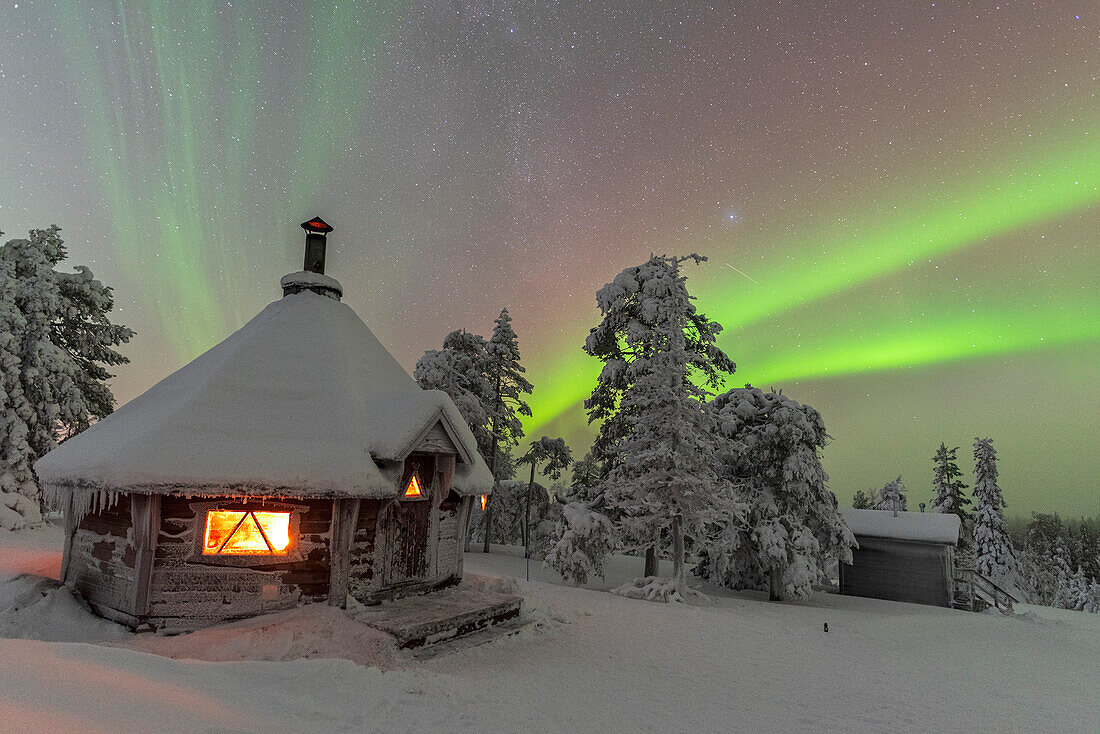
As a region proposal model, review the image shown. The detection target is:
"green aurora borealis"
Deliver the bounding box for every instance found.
[1,2,1097,516]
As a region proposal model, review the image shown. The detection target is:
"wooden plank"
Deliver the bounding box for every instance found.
[59,506,77,585]
[327,498,359,608]
[416,422,461,455]
[129,494,160,617]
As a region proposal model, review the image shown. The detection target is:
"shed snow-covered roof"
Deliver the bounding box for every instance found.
[35,284,493,506]
[842,509,961,545]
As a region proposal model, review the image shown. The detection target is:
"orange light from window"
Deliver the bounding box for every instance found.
[203,510,291,555]
[404,474,423,498]
[480,494,488,511]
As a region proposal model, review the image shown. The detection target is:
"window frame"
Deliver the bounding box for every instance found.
[189,500,308,567]
[399,454,435,502]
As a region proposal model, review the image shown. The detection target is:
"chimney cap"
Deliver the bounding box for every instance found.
[301,216,333,234]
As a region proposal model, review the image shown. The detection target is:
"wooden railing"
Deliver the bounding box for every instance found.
[953,567,1020,613]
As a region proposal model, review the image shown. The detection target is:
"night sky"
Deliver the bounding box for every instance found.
[1,2,1096,516]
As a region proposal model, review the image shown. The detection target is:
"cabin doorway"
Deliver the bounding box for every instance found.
[383,499,431,585]
[383,454,435,586]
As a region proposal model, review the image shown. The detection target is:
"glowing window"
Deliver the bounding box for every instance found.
[203,510,291,555]
[404,473,423,498]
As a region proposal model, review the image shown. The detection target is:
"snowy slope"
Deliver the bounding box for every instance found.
[0,527,1096,733]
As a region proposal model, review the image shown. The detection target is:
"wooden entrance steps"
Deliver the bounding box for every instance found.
[952,568,1020,613]
[351,575,523,649]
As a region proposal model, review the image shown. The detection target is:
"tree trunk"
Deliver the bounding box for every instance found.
[671,515,686,597]
[524,460,536,558]
[769,566,781,601]
[644,546,659,578]
[483,373,502,554]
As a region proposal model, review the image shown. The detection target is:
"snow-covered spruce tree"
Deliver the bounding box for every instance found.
[544,447,615,582]
[544,497,617,585]
[971,437,1016,583]
[603,344,739,602]
[580,254,735,576]
[481,308,534,551]
[930,443,971,529]
[0,226,133,529]
[1051,539,1084,610]
[569,449,602,500]
[851,489,874,509]
[0,255,37,530]
[873,477,907,513]
[701,386,855,601]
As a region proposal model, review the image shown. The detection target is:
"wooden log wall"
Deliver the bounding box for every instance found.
[147,496,334,631]
[66,494,139,626]
[435,491,461,581]
[348,499,380,601]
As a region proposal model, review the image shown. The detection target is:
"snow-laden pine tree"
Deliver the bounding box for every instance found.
[0,255,37,530]
[851,489,874,509]
[0,226,133,529]
[583,255,734,466]
[873,477,907,513]
[480,308,534,551]
[543,449,612,581]
[602,339,741,602]
[415,311,533,550]
[1050,539,1084,610]
[569,450,602,500]
[971,437,1016,583]
[930,443,971,528]
[486,308,534,454]
[544,498,617,585]
[415,329,496,463]
[579,254,735,576]
[701,386,855,601]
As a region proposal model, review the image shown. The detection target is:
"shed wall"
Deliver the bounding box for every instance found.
[840,536,953,607]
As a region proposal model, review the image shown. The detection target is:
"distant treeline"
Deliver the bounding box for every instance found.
[1008,513,1099,612]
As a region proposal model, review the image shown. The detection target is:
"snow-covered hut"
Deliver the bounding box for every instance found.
[839,509,961,607]
[34,218,494,631]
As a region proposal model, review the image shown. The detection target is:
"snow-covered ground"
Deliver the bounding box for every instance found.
[0,526,1096,733]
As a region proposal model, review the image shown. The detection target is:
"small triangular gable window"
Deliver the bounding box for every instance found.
[404,473,424,498]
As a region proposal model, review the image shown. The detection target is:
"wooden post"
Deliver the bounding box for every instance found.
[483,374,502,554]
[129,494,160,618]
[328,498,360,607]
[524,460,537,558]
[59,499,78,585]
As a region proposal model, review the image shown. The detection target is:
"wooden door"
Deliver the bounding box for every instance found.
[383,497,432,586]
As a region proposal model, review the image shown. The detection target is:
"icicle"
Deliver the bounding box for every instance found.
[42,484,121,525]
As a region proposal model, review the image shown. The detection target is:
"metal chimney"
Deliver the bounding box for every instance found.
[282,217,342,300]
[300,216,333,274]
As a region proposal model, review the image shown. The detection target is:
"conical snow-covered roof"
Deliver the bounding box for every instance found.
[35,278,493,509]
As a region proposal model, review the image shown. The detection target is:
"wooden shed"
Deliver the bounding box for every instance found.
[839,509,961,608]
[34,221,495,632]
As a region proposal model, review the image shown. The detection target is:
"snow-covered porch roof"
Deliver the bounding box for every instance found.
[35,285,494,514]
